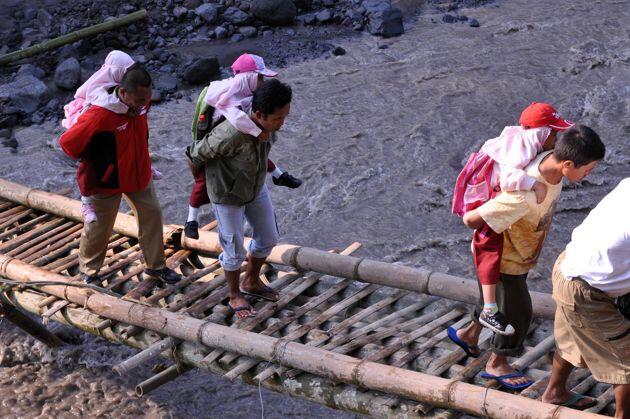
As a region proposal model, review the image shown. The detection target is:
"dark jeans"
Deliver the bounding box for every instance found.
[472,272,532,357]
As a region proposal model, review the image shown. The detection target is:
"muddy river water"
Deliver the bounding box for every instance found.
[1,0,628,417]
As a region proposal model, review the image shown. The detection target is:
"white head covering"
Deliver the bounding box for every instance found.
[203,72,259,113]
[62,50,135,128]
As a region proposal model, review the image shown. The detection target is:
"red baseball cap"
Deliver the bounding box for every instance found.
[519,102,573,130]
[231,53,278,77]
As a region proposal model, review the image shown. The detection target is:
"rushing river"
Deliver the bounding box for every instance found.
[1,0,628,417]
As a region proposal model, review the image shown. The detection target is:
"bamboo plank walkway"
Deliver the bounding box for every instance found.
[0,192,615,418]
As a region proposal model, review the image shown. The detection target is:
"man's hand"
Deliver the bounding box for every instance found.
[532,181,548,204]
[258,131,270,142]
[185,146,202,177]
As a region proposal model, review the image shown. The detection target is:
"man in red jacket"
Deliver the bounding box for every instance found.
[59,64,181,285]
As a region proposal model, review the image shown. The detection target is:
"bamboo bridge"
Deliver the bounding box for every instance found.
[0,179,615,418]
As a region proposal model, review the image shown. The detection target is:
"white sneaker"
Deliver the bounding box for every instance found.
[82,203,97,224]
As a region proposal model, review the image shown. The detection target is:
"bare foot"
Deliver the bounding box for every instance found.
[542,390,597,409]
[228,294,255,319]
[485,355,531,387]
[240,280,279,301]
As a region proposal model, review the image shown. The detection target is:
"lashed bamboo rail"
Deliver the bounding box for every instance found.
[0,256,598,419]
[0,180,615,417]
[0,10,148,66]
[0,179,556,318]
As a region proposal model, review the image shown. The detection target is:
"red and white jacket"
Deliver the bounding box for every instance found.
[59,105,152,196]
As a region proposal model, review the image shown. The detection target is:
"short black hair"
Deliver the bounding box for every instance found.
[554,124,605,167]
[252,79,292,115]
[120,63,152,92]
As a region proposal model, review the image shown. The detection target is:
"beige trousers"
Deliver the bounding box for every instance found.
[79,181,165,276]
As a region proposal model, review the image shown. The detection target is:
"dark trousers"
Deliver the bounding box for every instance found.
[472,272,532,357]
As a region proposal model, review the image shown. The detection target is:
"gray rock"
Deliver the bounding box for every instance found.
[362,0,390,14]
[442,14,457,24]
[215,26,228,39]
[151,89,163,104]
[239,26,258,38]
[173,6,188,19]
[332,46,346,56]
[37,9,53,33]
[17,64,45,80]
[303,14,316,25]
[251,0,296,26]
[230,33,245,42]
[469,18,480,28]
[182,57,221,85]
[322,0,335,6]
[183,0,201,8]
[315,9,332,23]
[195,3,222,23]
[154,73,178,93]
[54,57,81,90]
[0,75,49,115]
[223,6,252,25]
[262,29,274,37]
[366,5,403,37]
[24,8,37,20]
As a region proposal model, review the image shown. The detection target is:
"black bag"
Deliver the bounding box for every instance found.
[616,293,630,321]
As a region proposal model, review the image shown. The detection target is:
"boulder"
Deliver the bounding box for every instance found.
[364,0,404,37]
[173,6,189,20]
[223,6,252,25]
[0,75,49,115]
[251,0,296,26]
[195,4,222,23]
[36,9,53,33]
[230,33,245,42]
[239,26,258,38]
[215,26,229,39]
[469,18,480,27]
[315,9,332,23]
[154,74,178,93]
[54,57,81,90]
[182,57,221,85]
[183,0,201,8]
[16,64,45,80]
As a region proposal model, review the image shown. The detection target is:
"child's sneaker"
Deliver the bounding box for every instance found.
[82,203,97,224]
[479,310,515,336]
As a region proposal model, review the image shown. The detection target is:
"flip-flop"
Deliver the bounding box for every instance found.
[447,326,481,358]
[240,284,279,302]
[559,393,598,410]
[228,302,255,318]
[480,370,533,390]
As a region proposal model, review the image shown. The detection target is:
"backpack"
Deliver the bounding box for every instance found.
[451,151,498,217]
[191,86,222,142]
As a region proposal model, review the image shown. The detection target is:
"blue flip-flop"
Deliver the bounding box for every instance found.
[447,326,481,358]
[480,370,534,390]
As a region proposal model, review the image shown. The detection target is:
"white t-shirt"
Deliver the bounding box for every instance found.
[560,178,630,297]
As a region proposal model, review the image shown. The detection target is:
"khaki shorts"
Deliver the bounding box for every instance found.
[552,253,630,384]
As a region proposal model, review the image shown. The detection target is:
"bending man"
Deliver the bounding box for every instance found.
[542,178,629,415]
[189,79,292,318]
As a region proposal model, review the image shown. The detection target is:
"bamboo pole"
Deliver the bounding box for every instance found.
[0,297,63,347]
[135,364,192,396]
[5,291,428,418]
[0,256,599,419]
[0,10,149,66]
[0,180,556,319]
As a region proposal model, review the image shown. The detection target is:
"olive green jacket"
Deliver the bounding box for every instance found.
[189,119,272,206]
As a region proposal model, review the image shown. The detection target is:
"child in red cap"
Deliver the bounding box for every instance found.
[452,102,573,335]
[185,53,302,239]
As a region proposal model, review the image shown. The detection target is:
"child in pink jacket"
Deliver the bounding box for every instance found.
[452,102,573,337]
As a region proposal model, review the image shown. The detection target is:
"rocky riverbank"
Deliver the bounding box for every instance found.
[0,0,492,148]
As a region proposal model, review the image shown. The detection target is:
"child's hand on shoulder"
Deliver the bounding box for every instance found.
[532,181,548,204]
[258,131,270,142]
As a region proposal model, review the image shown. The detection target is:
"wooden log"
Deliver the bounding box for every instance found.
[0,298,63,347]
[0,214,50,241]
[115,337,176,376]
[0,10,149,66]
[135,364,192,396]
[5,290,427,419]
[0,180,556,319]
[0,257,601,419]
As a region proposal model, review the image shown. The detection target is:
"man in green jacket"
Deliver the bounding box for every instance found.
[189,79,292,318]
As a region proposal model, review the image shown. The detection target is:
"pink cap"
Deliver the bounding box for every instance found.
[231,53,278,77]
